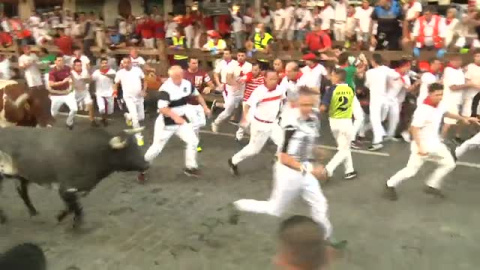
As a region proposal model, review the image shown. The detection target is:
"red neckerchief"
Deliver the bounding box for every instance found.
[100,68,110,75]
[423,96,438,108]
[308,63,318,70]
[446,18,453,25]
[265,83,276,92]
[290,72,303,83]
[348,12,355,17]
[339,64,349,69]
[408,0,416,8]
[395,69,406,84]
[238,61,245,76]
[446,63,458,70]
[225,59,232,65]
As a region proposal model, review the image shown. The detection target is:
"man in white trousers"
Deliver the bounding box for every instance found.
[321,69,357,180]
[365,53,399,151]
[92,57,116,126]
[71,59,97,127]
[231,86,347,249]
[279,62,309,120]
[48,55,77,129]
[139,66,206,182]
[455,131,480,160]
[385,83,480,200]
[211,49,241,133]
[228,71,285,175]
[114,57,147,146]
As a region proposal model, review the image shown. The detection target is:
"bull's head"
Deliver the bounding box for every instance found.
[108,128,149,172]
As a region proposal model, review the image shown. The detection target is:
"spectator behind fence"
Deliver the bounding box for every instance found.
[455,4,480,53]
[355,0,374,50]
[412,6,446,58]
[0,54,12,80]
[320,0,334,35]
[444,7,459,49]
[295,0,314,42]
[54,26,73,59]
[371,0,403,51]
[0,25,13,47]
[304,22,332,54]
[0,243,46,270]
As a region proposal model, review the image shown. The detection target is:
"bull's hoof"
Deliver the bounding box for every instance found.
[56,210,69,223]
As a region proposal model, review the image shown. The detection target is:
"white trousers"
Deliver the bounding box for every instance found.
[387,143,456,189]
[385,97,401,137]
[184,25,194,48]
[333,22,346,42]
[235,102,255,140]
[214,92,242,125]
[369,98,387,144]
[144,116,199,169]
[326,118,355,176]
[143,38,155,49]
[50,92,77,126]
[455,132,480,158]
[234,163,333,239]
[231,119,283,165]
[124,96,145,129]
[352,96,365,139]
[185,104,206,132]
[96,96,114,115]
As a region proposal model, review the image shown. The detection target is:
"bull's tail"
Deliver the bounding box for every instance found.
[13,93,30,108]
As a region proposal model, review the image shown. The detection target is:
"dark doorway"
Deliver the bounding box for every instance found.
[118,0,132,18]
[172,0,186,15]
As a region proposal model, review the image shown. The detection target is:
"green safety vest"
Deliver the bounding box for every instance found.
[329,84,355,119]
[254,32,273,63]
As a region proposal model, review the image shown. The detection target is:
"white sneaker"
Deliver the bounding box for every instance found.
[211,122,219,133]
[401,131,411,143]
[124,113,132,127]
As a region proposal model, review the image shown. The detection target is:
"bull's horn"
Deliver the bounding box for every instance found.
[13,93,30,108]
[123,127,145,134]
[109,136,127,149]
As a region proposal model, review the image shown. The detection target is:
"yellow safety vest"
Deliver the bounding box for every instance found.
[206,39,226,50]
[172,36,188,60]
[254,32,273,63]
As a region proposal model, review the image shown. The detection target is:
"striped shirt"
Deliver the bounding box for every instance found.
[281,111,320,163]
[243,72,265,102]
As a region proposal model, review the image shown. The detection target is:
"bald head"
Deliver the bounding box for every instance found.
[168,65,184,85]
[130,48,138,58]
[286,62,299,80]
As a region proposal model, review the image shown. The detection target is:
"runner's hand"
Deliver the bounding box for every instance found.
[203,87,211,94]
[312,166,327,181]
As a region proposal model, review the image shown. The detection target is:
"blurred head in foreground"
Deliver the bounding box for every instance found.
[0,243,46,270]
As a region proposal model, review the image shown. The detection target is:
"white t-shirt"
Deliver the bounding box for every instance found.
[320,6,335,31]
[231,12,245,33]
[279,73,309,101]
[417,72,438,105]
[283,6,296,31]
[405,2,422,21]
[70,55,91,71]
[232,61,253,93]
[114,67,145,98]
[464,63,480,100]
[365,66,398,99]
[295,8,314,30]
[247,84,286,123]
[18,53,43,87]
[214,59,239,94]
[165,22,178,38]
[387,71,411,103]
[158,78,199,118]
[71,69,90,93]
[92,69,116,97]
[131,56,146,67]
[411,102,447,149]
[0,58,12,80]
[301,63,328,90]
[442,66,466,105]
[354,6,373,33]
[333,1,348,22]
[273,9,286,31]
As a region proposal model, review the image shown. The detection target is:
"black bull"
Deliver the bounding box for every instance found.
[0,83,54,127]
[0,127,149,227]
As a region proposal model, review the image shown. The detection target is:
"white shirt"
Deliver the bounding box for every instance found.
[273,9,286,31]
[333,1,348,22]
[232,61,253,93]
[301,64,328,90]
[405,2,422,21]
[464,63,480,100]
[158,78,199,117]
[92,69,116,97]
[165,22,178,38]
[0,58,12,80]
[283,6,296,31]
[365,66,398,99]
[354,6,373,33]
[214,59,239,94]
[71,69,90,93]
[411,102,447,149]
[18,53,43,87]
[295,8,314,30]
[231,12,245,33]
[412,16,447,47]
[114,67,145,98]
[70,55,90,71]
[320,6,335,31]
[279,73,309,101]
[247,84,286,123]
[387,71,411,103]
[442,66,466,105]
[131,56,146,67]
[417,72,438,105]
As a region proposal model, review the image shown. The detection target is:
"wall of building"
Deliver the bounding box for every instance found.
[103,0,144,26]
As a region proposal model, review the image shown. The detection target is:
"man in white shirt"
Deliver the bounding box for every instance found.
[333,0,348,42]
[114,57,147,146]
[320,0,335,33]
[300,53,327,92]
[412,6,447,58]
[211,49,240,133]
[129,48,146,68]
[283,0,296,48]
[354,0,373,49]
[70,47,90,71]
[440,56,473,141]
[71,59,96,126]
[228,71,285,175]
[295,0,314,41]
[92,58,116,126]
[364,54,398,151]
[464,50,480,119]
[279,62,310,118]
[273,1,286,39]
[385,83,479,200]
[142,66,204,181]
[0,55,12,80]
[18,45,43,88]
[417,58,442,106]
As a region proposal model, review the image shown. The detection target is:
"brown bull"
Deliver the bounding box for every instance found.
[0,81,54,127]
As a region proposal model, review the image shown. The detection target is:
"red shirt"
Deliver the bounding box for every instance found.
[54,35,73,56]
[244,73,265,101]
[0,32,13,46]
[203,16,215,31]
[152,21,165,39]
[184,69,212,105]
[136,20,155,39]
[182,15,194,27]
[305,30,332,51]
[49,66,71,93]
[218,15,231,35]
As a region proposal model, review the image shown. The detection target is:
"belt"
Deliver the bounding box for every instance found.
[254,116,273,124]
[335,21,346,24]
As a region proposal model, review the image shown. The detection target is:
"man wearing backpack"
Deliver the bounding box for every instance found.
[304,22,332,54]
